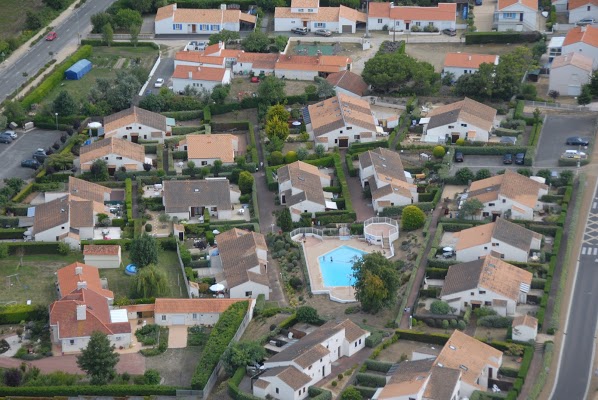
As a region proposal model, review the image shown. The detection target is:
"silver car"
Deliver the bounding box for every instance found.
[314,29,332,37]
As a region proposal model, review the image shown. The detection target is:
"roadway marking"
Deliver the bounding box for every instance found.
[594,202,598,209]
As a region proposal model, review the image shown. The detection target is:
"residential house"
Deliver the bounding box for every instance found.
[452,218,542,262]
[274,54,352,81]
[372,358,462,400]
[552,0,568,12]
[216,228,269,299]
[277,161,334,222]
[178,134,239,166]
[326,70,369,97]
[568,0,598,23]
[422,97,498,143]
[512,314,538,342]
[171,65,232,93]
[548,36,565,62]
[442,53,500,81]
[562,25,598,68]
[162,178,239,221]
[83,245,122,269]
[103,106,171,144]
[549,52,593,96]
[367,2,456,31]
[274,0,366,34]
[56,262,114,302]
[253,319,369,400]
[433,330,503,398]
[439,255,533,316]
[358,147,418,213]
[233,52,279,75]
[305,93,379,150]
[79,137,147,174]
[66,176,123,204]
[464,170,549,220]
[155,3,256,34]
[174,50,227,69]
[494,0,538,32]
[154,298,252,326]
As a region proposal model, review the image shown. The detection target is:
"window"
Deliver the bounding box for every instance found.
[335,139,338,143]
[488,203,495,206]
[201,161,207,165]
[378,18,383,23]
[354,135,360,140]
[479,290,486,294]
[448,125,454,129]
[123,135,127,139]
[211,25,220,31]
[193,313,197,319]
[276,388,279,394]
[173,23,182,30]
[126,126,132,130]
[461,123,467,127]
[485,301,492,306]
[347,126,352,130]
[162,315,166,321]
[308,365,312,370]
[483,212,489,217]
[70,339,75,345]
[116,156,123,160]
[308,8,314,11]
[428,22,434,26]
[359,339,362,344]
[245,291,253,296]
[340,130,343,133]
[303,388,306,393]
[492,243,499,247]
[502,12,517,19]
[104,157,109,160]
[298,8,304,11]
[354,342,357,347]
[470,292,474,295]
[116,336,122,341]
[588,5,591,10]
[484,247,488,250]
[502,199,506,203]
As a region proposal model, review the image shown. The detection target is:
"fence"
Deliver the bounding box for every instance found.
[87,33,154,40]
[524,100,589,112]
[364,217,399,258]
[176,240,192,299]
[290,227,324,239]
[176,389,203,398]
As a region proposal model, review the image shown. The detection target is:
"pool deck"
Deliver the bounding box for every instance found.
[294,235,385,303]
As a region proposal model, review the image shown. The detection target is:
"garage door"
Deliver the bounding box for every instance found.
[171,315,185,325]
[342,25,352,33]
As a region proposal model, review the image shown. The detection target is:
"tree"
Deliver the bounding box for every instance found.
[274,35,289,52]
[296,306,320,324]
[284,151,298,164]
[144,369,161,385]
[257,0,286,12]
[47,153,75,171]
[578,84,592,105]
[26,11,43,30]
[139,93,165,112]
[269,150,284,166]
[474,168,492,181]
[132,264,169,298]
[432,146,445,158]
[0,115,7,131]
[401,205,426,231]
[460,198,484,220]
[105,70,142,111]
[43,0,66,10]
[221,341,267,375]
[430,300,450,315]
[90,159,109,181]
[238,171,254,194]
[130,233,160,268]
[277,208,292,232]
[91,12,113,33]
[3,368,22,387]
[441,71,455,86]
[102,23,114,46]
[211,84,230,104]
[341,386,362,400]
[3,101,25,125]
[53,90,78,116]
[532,41,547,59]
[352,252,400,313]
[455,167,474,184]
[242,31,270,53]
[76,332,119,385]
[212,160,223,177]
[454,63,494,99]
[297,147,308,161]
[129,23,141,47]
[519,83,537,101]
[265,116,290,142]
[548,90,560,100]
[266,104,290,122]
[257,76,286,105]
[114,9,143,31]
[208,29,240,45]
[314,144,326,158]
[4,178,24,194]
[315,77,335,99]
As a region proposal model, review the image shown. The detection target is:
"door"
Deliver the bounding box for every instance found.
[342,25,352,33]
[492,212,500,222]
[108,167,116,176]
[339,138,349,147]
[451,133,460,143]
[178,232,184,241]
[171,315,185,325]
[519,13,523,21]
[191,24,197,33]
[406,22,410,30]
[131,134,139,143]
[303,20,308,27]
[322,366,325,377]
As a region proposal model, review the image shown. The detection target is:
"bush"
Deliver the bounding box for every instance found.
[433,146,446,158]
[365,331,383,348]
[401,205,426,231]
[394,329,450,345]
[464,31,542,44]
[477,315,513,328]
[430,300,451,315]
[355,373,387,388]
[364,359,393,373]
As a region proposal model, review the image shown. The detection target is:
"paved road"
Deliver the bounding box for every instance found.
[0,0,116,103]
[550,180,598,400]
[536,114,596,168]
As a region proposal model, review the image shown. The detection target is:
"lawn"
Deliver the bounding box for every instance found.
[0,0,44,39]
[99,250,188,301]
[0,253,82,306]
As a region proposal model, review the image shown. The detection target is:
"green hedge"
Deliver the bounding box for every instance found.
[347,140,388,154]
[355,373,387,388]
[518,346,534,382]
[80,39,159,49]
[365,331,383,348]
[0,228,26,239]
[332,152,353,212]
[228,367,261,400]
[125,178,133,221]
[529,122,542,146]
[7,242,62,255]
[353,386,378,399]
[191,301,249,389]
[162,109,203,121]
[364,359,393,373]
[345,153,357,177]
[464,31,542,44]
[203,105,212,123]
[0,304,44,324]
[172,126,206,135]
[0,386,176,396]
[12,182,35,203]
[454,145,529,155]
[395,329,450,345]
[308,386,332,400]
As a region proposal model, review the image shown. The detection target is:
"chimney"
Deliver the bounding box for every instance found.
[77,281,87,290]
[75,266,83,275]
[76,304,86,321]
[468,55,472,61]
[582,25,587,32]
[390,2,395,7]
[220,3,227,9]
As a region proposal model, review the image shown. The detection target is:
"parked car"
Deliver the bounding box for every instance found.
[0,136,11,144]
[577,18,595,26]
[563,149,587,159]
[314,29,332,37]
[21,159,40,169]
[33,149,47,162]
[442,28,457,36]
[2,130,16,139]
[0,133,13,142]
[475,0,482,5]
[154,78,164,88]
[46,31,57,41]
[566,136,590,146]
[515,153,525,165]
[250,76,260,83]
[503,153,513,164]
[454,151,464,162]
[291,27,308,35]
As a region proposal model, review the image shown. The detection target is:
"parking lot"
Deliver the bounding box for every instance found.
[450,154,525,174]
[0,129,62,185]
[535,114,597,168]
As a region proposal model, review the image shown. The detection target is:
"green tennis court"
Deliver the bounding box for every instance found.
[294,43,338,56]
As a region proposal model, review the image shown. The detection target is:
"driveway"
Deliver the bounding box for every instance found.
[536,114,596,168]
[167,325,188,349]
[0,129,62,186]
[146,55,174,95]
[474,0,497,32]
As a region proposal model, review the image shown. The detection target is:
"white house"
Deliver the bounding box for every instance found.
[103,106,172,144]
[154,298,253,326]
[465,170,549,220]
[171,65,232,93]
[562,25,598,68]
[494,0,538,32]
[326,70,369,97]
[277,161,334,222]
[452,218,542,262]
[253,319,369,400]
[549,52,593,96]
[442,53,499,81]
[440,255,533,316]
[274,0,366,34]
[174,50,227,69]
[422,97,498,143]
[178,134,239,166]
[305,93,379,150]
[83,245,122,269]
[512,314,538,342]
[162,179,239,221]
[358,147,418,213]
[367,2,456,31]
[216,228,270,299]
[568,0,598,23]
[548,36,565,62]
[155,3,256,34]
[79,137,147,174]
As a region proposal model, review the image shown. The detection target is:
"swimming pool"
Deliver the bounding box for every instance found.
[318,246,367,287]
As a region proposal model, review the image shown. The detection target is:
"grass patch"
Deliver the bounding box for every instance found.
[187,326,209,346]
[0,0,43,39]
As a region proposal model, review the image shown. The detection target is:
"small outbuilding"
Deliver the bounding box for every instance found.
[65,59,92,80]
[512,314,538,342]
[83,245,122,269]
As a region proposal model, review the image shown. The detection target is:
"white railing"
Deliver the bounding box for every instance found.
[290,227,323,239]
[364,217,399,257]
[524,100,589,111]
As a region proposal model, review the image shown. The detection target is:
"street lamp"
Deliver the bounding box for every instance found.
[55,113,58,131]
[270,223,274,234]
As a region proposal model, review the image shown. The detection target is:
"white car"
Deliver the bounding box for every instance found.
[154,78,164,88]
[3,130,16,139]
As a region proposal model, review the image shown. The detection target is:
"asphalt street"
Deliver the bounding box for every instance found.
[0,0,116,103]
[535,114,596,168]
[550,181,598,400]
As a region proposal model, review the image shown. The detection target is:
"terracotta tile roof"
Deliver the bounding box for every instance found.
[275,54,351,73]
[155,4,256,24]
[497,0,537,10]
[123,303,156,313]
[435,330,502,390]
[454,218,542,252]
[468,170,548,209]
[424,366,462,400]
[154,298,247,314]
[237,52,279,64]
[427,97,497,132]
[70,200,95,228]
[180,134,238,163]
[216,228,269,288]
[291,0,320,8]
[440,255,532,301]
[68,177,112,204]
[333,319,368,342]
[57,262,114,299]
[33,195,70,234]
[277,161,328,206]
[80,137,145,165]
[275,7,345,22]
[155,4,175,21]
[326,70,368,96]
[563,25,598,47]
[359,148,415,189]
[569,0,598,9]
[444,52,499,69]
[83,245,121,256]
[253,378,270,389]
[260,366,312,390]
[512,314,538,329]
[104,106,167,133]
[308,93,376,137]
[551,52,593,71]
[203,43,223,56]
[339,5,367,21]
[163,179,232,213]
[174,51,226,67]
[369,2,456,20]
[172,65,227,82]
[378,359,435,399]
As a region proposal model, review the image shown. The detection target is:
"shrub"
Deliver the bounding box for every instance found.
[401,205,426,231]
[296,306,320,324]
[145,224,153,232]
[364,359,393,373]
[477,315,513,328]
[355,373,387,388]
[430,300,450,315]
[432,146,446,158]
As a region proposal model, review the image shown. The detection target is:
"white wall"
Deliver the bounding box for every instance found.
[553,0,567,12]
[549,64,591,96]
[568,5,598,23]
[274,68,318,80]
[443,66,481,81]
[254,375,308,400]
[495,5,537,31]
[106,123,169,144]
[562,42,598,68]
[371,18,455,31]
[230,280,270,300]
[478,192,545,220]
[81,154,144,172]
[156,17,235,35]
[441,288,517,315]
[59,333,131,353]
[155,312,221,326]
[172,70,231,94]
[345,333,369,357]
[34,223,69,242]
[84,254,122,269]
[288,200,326,222]
[424,119,491,143]
[313,125,377,150]
[456,240,530,263]
[174,59,225,69]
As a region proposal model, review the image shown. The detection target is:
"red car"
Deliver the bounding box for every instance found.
[250,76,259,83]
[46,31,57,41]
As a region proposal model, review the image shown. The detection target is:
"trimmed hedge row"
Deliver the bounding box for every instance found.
[228,367,261,400]
[0,386,176,396]
[7,242,62,255]
[80,39,159,49]
[162,109,203,121]
[464,31,542,44]
[0,228,26,239]
[364,359,393,373]
[345,153,357,177]
[347,140,388,154]
[308,386,332,400]
[0,304,44,324]
[355,373,387,388]
[172,126,206,135]
[125,178,133,221]
[395,329,450,345]
[332,152,353,212]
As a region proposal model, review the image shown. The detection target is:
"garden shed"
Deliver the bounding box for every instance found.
[65,59,92,80]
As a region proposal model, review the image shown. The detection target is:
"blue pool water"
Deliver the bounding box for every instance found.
[318,246,367,287]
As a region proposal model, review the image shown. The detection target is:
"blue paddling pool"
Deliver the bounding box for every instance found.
[125,264,138,275]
